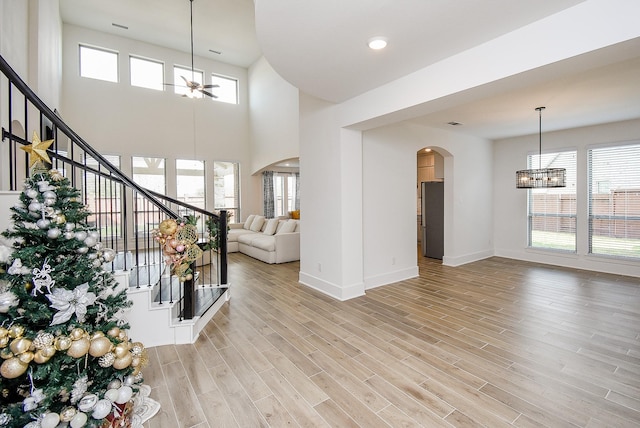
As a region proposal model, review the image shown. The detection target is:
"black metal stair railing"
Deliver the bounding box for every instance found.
[0,54,228,320]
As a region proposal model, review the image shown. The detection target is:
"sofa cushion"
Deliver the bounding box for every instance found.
[277,219,297,234]
[250,236,276,252]
[228,228,256,243]
[237,233,260,245]
[250,215,265,232]
[263,218,279,235]
[243,214,255,230]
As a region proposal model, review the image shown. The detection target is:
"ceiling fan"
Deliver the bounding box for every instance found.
[168,0,218,98]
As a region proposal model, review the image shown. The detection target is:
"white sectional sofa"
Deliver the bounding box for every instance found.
[227,215,300,264]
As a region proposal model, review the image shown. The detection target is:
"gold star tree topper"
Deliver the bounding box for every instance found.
[21,131,54,167]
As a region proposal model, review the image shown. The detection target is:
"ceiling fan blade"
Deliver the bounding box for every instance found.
[200,89,218,98]
[201,84,220,89]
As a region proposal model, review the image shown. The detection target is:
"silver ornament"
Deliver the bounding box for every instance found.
[47,228,61,239]
[123,375,136,386]
[28,201,41,212]
[77,393,99,412]
[91,399,112,420]
[84,236,97,248]
[77,246,89,254]
[43,197,56,206]
[102,249,116,263]
[25,189,38,198]
[74,231,87,241]
[36,219,51,229]
[65,222,76,231]
[64,231,75,240]
[108,379,122,390]
[42,190,56,199]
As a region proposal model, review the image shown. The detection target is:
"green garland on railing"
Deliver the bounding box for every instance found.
[202,212,232,252]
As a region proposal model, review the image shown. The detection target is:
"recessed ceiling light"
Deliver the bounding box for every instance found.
[368,37,388,50]
[447,121,462,126]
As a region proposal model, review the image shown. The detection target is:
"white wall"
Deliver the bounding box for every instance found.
[0,0,29,78]
[1,0,62,191]
[363,122,493,282]
[299,93,369,300]
[31,0,62,109]
[248,57,299,175]
[60,24,257,219]
[494,118,640,277]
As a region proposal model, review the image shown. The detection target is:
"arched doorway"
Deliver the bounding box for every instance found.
[417,147,444,259]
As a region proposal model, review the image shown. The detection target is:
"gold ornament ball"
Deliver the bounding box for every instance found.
[0,357,28,378]
[33,350,51,364]
[89,337,112,358]
[114,342,129,358]
[67,337,91,358]
[18,351,34,364]
[107,327,121,338]
[24,282,34,293]
[70,328,85,341]
[158,219,178,236]
[8,325,24,338]
[55,336,72,351]
[0,349,12,360]
[10,337,32,355]
[0,327,8,338]
[42,345,56,358]
[0,336,9,348]
[113,352,133,370]
[91,331,105,340]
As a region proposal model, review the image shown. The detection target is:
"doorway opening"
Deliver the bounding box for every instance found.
[417,148,444,259]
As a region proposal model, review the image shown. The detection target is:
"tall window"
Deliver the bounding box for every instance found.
[177,159,205,209]
[273,173,298,217]
[174,65,203,98]
[588,143,640,259]
[79,45,118,82]
[213,162,239,222]
[130,56,164,91]
[211,74,238,104]
[527,151,577,251]
[132,157,165,193]
[83,155,122,238]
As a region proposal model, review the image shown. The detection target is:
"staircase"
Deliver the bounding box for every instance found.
[0,55,229,347]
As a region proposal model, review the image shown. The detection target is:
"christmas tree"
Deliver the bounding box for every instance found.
[0,133,149,427]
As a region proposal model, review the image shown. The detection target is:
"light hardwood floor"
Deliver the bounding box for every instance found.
[142,253,640,427]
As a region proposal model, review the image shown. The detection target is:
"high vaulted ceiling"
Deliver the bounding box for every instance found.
[59,0,640,140]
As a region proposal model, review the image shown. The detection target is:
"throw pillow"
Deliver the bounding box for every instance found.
[250,215,265,232]
[277,219,297,234]
[262,218,279,235]
[243,214,255,230]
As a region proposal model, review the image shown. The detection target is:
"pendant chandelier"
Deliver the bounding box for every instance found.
[516,107,566,188]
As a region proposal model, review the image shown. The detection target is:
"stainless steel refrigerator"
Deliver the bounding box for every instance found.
[421,181,444,259]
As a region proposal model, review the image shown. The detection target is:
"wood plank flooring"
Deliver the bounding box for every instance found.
[142,254,640,427]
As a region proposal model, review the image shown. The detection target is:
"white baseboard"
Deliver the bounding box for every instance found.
[298,272,365,301]
[443,249,493,267]
[364,266,419,290]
